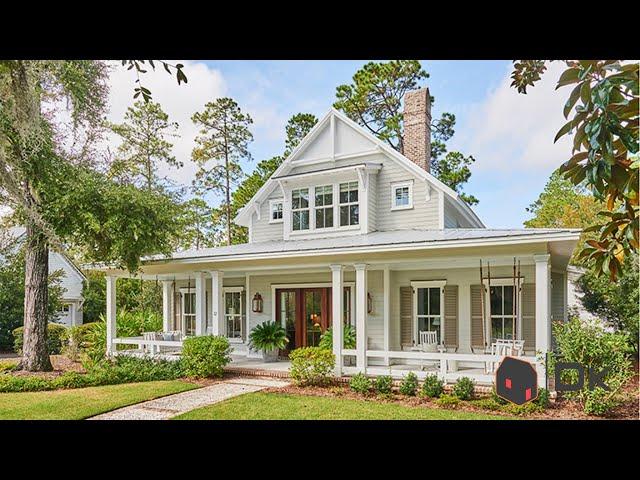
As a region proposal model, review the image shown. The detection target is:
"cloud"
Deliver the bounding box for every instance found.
[455,62,573,174]
[105,60,227,189]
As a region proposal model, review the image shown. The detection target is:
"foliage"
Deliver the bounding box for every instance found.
[421,374,444,398]
[0,355,184,393]
[577,252,639,353]
[122,60,187,103]
[583,387,617,416]
[289,347,335,386]
[177,198,216,250]
[551,316,633,415]
[452,376,475,400]
[435,393,460,409]
[81,309,163,364]
[490,388,508,405]
[334,60,478,205]
[374,375,394,396]
[471,398,502,411]
[181,335,231,378]
[399,371,419,396]
[248,321,288,352]
[318,323,357,350]
[501,401,543,416]
[191,97,254,246]
[108,100,181,191]
[64,323,95,361]
[349,372,372,394]
[511,60,639,280]
[284,113,319,155]
[534,387,551,409]
[0,242,63,351]
[13,323,68,355]
[0,360,17,372]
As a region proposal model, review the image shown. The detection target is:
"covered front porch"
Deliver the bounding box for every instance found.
[101,239,574,387]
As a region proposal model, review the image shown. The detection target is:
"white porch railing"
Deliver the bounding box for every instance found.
[112,337,184,356]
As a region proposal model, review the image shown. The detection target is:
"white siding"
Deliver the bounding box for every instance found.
[443,197,475,228]
[250,189,284,242]
[367,173,378,232]
[49,252,84,300]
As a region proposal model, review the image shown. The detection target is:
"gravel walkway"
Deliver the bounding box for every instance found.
[89,377,290,420]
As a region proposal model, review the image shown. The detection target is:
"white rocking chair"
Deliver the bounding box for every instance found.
[418,331,439,371]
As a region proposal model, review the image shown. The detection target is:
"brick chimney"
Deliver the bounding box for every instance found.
[403,88,432,172]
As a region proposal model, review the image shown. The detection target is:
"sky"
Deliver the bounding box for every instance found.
[104,60,573,228]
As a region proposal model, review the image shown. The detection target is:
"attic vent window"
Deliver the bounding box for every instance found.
[391,180,413,211]
[269,199,283,224]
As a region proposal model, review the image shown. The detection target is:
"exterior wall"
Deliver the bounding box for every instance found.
[250,189,284,242]
[49,251,85,327]
[551,271,565,322]
[443,197,475,228]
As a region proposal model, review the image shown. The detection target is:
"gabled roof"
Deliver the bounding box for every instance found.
[234,108,484,228]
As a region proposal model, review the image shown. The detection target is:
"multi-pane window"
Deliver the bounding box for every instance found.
[182,292,196,336]
[339,182,359,227]
[291,188,309,231]
[270,200,283,223]
[315,185,333,229]
[490,285,515,342]
[225,290,243,339]
[416,287,442,344]
[391,181,413,210]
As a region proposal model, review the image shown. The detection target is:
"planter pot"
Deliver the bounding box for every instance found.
[262,349,279,362]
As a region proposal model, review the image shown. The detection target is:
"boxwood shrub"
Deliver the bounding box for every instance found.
[349,372,372,394]
[422,374,444,398]
[452,376,475,400]
[399,372,419,396]
[181,335,231,378]
[289,347,335,386]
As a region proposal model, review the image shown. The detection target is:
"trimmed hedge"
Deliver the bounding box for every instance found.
[181,335,232,378]
[13,323,68,355]
[289,347,335,386]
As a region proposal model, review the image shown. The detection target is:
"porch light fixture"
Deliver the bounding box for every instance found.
[367,292,373,314]
[252,293,263,313]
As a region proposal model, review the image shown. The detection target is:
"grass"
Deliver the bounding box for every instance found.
[174,392,510,420]
[0,380,197,420]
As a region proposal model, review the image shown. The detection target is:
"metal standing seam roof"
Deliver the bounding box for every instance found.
[147,228,581,262]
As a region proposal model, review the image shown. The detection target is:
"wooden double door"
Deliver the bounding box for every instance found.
[275,287,332,354]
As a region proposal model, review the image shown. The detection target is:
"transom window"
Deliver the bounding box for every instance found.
[490,285,515,342]
[291,188,310,231]
[391,180,413,210]
[269,200,283,223]
[339,182,359,227]
[315,185,333,229]
[415,286,442,344]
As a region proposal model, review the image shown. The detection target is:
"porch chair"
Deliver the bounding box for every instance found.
[418,331,439,371]
[159,331,183,355]
[142,331,160,355]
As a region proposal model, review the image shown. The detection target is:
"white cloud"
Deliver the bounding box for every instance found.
[105,60,227,188]
[457,62,573,173]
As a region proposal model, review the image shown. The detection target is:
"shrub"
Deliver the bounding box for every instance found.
[248,321,288,352]
[349,373,372,394]
[374,375,393,395]
[399,372,419,396]
[289,347,335,386]
[436,394,460,409]
[0,360,17,372]
[181,335,231,378]
[471,398,502,411]
[490,388,508,405]
[551,316,633,415]
[501,401,543,416]
[452,377,475,400]
[13,323,68,355]
[422,374,444,398]
[64,323,95,361]
[534,388,550,409]
[318,324,357,350]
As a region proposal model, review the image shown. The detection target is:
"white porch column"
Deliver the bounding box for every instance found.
[534,253,551,387]
[354,263,368,372]
[383,266,390,366]
[209,271,224,336]
[106,276,117,355]
[330,264,344,376]
[194,272,207,336]
[161,280,173,332]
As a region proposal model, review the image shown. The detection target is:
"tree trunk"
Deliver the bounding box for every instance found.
[19,211,52,371]
[224,142,231,247]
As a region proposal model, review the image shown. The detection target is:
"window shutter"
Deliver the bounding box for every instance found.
[521,283,536,352]
[470,284,485,349]
[443,285,458,349]
[400,286,413,346]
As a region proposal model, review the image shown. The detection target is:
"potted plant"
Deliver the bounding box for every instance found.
[248,321,288,362]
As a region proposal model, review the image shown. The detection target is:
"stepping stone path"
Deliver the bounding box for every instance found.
[89,377,289,420]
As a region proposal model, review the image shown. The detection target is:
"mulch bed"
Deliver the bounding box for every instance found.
[4,355,86,379]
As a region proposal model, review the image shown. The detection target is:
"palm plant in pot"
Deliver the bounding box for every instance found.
[248,321,288,362]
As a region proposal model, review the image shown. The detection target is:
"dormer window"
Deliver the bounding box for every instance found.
[269,199,283,223]
[315,185,334,229]
[339,182,359,227]
[291,188,310,231]
[391,180,413,211]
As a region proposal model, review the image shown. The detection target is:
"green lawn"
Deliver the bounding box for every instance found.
[0,380,197,420]
[174,392,509,420]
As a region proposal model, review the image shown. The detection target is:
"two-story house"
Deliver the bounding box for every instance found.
[94,88,580,386]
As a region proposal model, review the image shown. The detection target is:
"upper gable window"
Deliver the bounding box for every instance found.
[339,181,359,227]
[391,180,413,211]
[315,185,334,229]
[269,199,283,224]
[291,188,310,231]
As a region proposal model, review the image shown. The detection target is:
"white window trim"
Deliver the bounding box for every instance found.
[223,287,244,341]
[179,289,196,336]
[313,184,335,230]
[483,277,524,342]
[390,180,414,211]
[411,280,446,345]
[338,181,360,228]
[291,188,311,231]
[268,199,284,224]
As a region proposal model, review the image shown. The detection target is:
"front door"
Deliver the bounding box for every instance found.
[275,287,332,353]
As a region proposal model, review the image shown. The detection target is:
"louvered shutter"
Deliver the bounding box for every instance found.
[443,285,458,349]
[521,284,536,352]
[400,286,413,346]
[470,284,485,349]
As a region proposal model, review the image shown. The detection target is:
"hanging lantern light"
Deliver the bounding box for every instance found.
[367,292,373,314]
[252,293,263,313]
